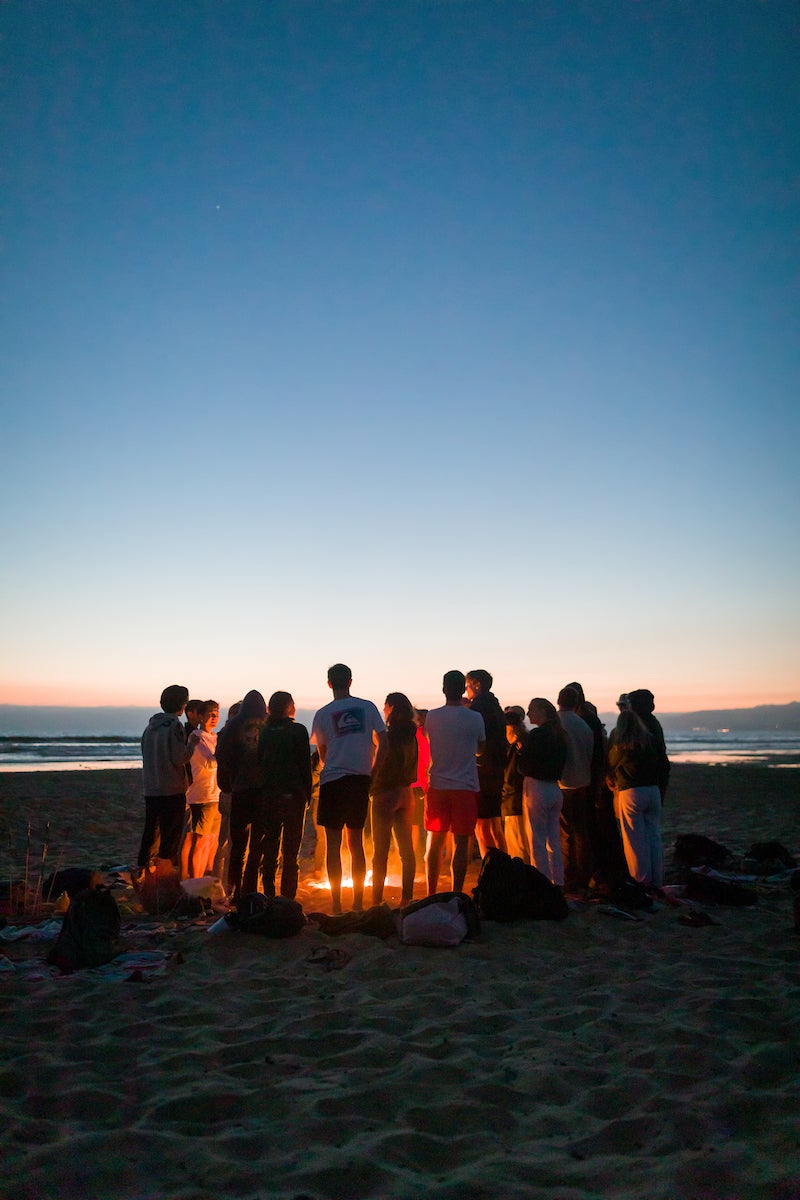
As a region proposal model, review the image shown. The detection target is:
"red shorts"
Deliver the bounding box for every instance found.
[424,789,479,837]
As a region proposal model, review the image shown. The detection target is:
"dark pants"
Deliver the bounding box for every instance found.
[228,788,265,901]
[559,785,594,891]
[138,794,186,867]
[589,785,628,888]
[251,792,308,899]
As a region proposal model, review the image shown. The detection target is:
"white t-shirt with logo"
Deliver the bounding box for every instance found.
[424,704,486,791]
[312,696,385,784]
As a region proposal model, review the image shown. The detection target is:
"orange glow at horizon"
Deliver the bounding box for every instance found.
[0,680,797,714]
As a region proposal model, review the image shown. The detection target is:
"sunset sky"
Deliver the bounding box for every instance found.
[2,2,798,716]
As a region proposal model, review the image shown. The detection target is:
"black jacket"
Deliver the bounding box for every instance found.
[258,717,312,802]
[518,721,567,782]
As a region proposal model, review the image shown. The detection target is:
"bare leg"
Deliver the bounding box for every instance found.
[393,810,416,905]
[179,829,191,879]
[371,801,392,907]
[475,817,506,859]
[200,833,218,877]
[346,827,366,911]
[426,830,447,895]
[188,833,209,878]
[452,834,471,893]
[325,827,344,914]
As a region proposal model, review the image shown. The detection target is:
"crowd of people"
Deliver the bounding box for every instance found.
[136,665,670,912]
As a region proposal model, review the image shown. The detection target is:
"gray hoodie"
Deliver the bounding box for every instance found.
[141,712,193,796]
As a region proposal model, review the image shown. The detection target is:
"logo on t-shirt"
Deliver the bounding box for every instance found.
[332,707,365,737]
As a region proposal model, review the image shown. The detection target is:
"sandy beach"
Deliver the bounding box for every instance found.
[1,763,798,1200]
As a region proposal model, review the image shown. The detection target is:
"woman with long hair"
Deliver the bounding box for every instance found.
[606,709,664,886]
[370,692,418,906]
[518,698,568,886]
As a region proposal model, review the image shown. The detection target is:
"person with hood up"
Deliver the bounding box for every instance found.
[215,689,268,903]
[628,689,671,800]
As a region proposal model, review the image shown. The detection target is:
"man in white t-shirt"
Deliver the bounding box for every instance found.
[311,663,384,913]
[423,670,486,895]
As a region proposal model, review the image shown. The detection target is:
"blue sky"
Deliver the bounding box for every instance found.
[2,1,798,713]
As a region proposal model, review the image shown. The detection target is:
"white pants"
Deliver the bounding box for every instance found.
[615,785,663,886]
[523,777,563,886]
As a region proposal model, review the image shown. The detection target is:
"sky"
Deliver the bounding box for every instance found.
[1,1,798,716]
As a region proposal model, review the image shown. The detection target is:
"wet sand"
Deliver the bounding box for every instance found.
[1,764,798,1200]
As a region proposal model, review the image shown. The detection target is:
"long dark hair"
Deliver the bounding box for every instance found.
[385,693,416,743]
[267,691,294,723]
[613,709,652,751]
[385,692,414,727]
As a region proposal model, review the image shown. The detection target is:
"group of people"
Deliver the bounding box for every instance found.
[137,665,670,912]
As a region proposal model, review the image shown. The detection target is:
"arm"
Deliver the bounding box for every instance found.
[169,722,195,768]
[295,724,313,802]
[371,729,389,779]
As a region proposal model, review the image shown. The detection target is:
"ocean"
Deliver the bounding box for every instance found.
[0,711,797,770]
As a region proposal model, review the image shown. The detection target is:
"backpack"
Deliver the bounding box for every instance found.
[226,893,306,938]
[609,878,655,912]
[47,886,122,972]
[745,842,797,870]
[397,892,480,947]
[673,835,733,869]
[473,848,568,921]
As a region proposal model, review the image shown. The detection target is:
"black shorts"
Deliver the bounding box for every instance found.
[317,775,371,830]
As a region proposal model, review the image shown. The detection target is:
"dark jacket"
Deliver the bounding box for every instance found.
[577,701,607,790]
[501,739,524,816]
[216,690,267,794]
[371,719,418,793]
[470,691,506,799]
[257,717,313,802]
[628,690,670,796]
[518,721,568,782]
[607,733,663,792]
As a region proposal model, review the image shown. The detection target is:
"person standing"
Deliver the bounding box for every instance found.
[628,689,671,801]
[370,692,418,906]
[501,708,530,863]
[519,698,568,885]
[255,692,313,899]
[466,670,508,857]
[215,689,268,903]
[311,664,384,914]
[607,709,664,886]
[138,684,197,874]
[185,699,221,878]
[556,685,595,895]
[412,708,430,866]
[212,700,241,888]
[423,670,486,895]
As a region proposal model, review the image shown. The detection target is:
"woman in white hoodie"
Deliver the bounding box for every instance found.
[185,700,221,877]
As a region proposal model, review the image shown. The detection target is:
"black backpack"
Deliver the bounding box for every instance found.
[473,848,568,921]
[226,893,306,938]
[673,835,733,869]
[47,886,122,972]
